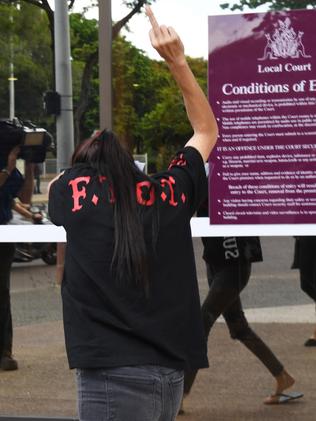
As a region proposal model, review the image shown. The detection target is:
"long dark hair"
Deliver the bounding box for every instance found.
[71,130,158,290]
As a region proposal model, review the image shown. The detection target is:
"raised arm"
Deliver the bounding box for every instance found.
[146,6,218,162]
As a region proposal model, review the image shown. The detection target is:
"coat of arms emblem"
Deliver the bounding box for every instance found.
[259,18,311,60]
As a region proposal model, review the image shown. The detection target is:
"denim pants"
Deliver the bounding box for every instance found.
[0,243,15,358]
[184,260,284,394]
[76,365,184,421]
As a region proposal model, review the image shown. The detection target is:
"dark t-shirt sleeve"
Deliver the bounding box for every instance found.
[167,146,207,216]
[48,176,65,226]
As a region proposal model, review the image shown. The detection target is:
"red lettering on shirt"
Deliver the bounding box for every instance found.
[92,194,99,206]
[136,181,155,206]
[161,191,167,202]
[68,176,90,212]
[67,174,187,212]
[168,153,187,170]
[160,176,178,207]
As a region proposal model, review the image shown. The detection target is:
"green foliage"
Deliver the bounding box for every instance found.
[0,1,208,171]
[0,2,53,125]
[112,37,138,147]
[69,13,99,139]
[221,0,316,11]
[112,37,165,153]
[70,13,98,60]
[138,57,207,171]
[97,36,208,170]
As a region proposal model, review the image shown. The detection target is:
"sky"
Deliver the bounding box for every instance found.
[69,0,268,59]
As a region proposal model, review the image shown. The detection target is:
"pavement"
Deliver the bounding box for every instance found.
[1,196,316,420]
[1,308,315,418]
[1,319,315,420]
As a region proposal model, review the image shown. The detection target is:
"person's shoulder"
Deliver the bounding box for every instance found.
[56,165,89,181]
[165,146,206,186]
[66,164,96,177]
[169,146,204,169]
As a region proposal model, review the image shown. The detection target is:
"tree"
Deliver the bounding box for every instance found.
[0,1,209,169]
[69,12,99,143]
[68,16,160,148]
[0,2,52,123]
[0,0,157,142]
[112,36,166,153]
[221,0,316,11]
[139,57,208,171]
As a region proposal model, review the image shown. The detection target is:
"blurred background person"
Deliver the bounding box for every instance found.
[181,195,302,411]
[0,145,34,370]
[33,162,43,194]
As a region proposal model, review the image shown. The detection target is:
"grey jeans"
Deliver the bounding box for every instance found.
[76,365,184,421]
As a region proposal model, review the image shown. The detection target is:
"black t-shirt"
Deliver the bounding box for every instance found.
[0,159,24,224]
[49,146,208,371]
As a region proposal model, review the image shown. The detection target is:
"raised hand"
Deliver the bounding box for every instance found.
[145,5,217,163]
[145,5,185,66]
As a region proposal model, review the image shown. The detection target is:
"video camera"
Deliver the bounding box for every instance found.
[0,118,52,163]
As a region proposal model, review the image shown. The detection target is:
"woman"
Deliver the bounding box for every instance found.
[48,6,218,421]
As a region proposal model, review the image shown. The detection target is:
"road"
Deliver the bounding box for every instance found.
[10,236,314,327]
[4,236,315,420]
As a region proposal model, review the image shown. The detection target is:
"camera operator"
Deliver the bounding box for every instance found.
[0,145,35,371]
